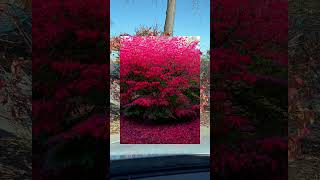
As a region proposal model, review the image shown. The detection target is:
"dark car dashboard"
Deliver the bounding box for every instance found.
[110,155,210,180]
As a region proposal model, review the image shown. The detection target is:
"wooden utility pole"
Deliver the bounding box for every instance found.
[164,0,176,36]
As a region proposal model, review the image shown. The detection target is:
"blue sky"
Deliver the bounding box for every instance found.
[111,0,210,53]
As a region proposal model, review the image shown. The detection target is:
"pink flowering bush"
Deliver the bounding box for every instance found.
[120,36,201,123]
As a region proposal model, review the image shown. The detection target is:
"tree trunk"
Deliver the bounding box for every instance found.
[164,0,176,36]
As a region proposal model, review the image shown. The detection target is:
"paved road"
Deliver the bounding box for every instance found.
[110,127,210,160]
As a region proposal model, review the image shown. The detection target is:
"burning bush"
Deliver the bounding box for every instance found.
[120,36,201,123]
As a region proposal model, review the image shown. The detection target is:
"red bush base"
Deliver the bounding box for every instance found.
[120,117,200,144]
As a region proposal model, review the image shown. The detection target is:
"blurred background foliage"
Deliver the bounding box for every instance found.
[0,0,32,179]
[288,0,320,179]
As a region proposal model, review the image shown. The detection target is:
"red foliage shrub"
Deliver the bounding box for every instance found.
[211,0,288,178]
[33,0,108,179]
[120,36,201,122]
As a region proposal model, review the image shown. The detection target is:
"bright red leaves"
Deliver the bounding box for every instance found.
[120,36,201,122]
[120,36,201,144]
